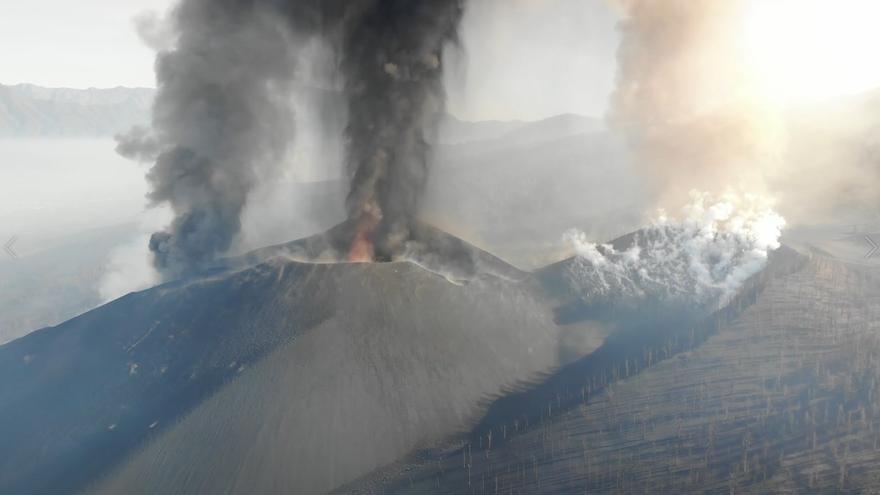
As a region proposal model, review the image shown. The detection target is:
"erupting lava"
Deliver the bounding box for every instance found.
[347,212,380,263]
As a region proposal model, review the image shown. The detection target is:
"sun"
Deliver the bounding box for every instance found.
[741,0,880,104]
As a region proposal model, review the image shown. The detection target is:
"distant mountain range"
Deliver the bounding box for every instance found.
[0,84,154,137]
[0,83,603,142]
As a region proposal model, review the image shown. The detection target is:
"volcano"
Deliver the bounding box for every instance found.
[0,223,574,495]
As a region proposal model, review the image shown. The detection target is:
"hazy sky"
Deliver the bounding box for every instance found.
[448,0,620,121]
[0,0,620,122]
[0,0,174,88]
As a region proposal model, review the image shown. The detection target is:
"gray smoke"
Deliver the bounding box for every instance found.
[336,1,465,261]
[118,0,303,278]
[119,0,465,277]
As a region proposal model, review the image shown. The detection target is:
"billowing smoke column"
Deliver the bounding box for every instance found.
[120,0,465,277]
[340,1,465,262]
[118,0,307,278]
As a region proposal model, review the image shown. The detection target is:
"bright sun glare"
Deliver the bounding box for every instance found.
[743,0,880,104]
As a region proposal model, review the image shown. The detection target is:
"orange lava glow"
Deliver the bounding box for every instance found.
[347,214,379,262]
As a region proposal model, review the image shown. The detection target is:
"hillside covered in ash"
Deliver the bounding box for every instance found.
[341,245,880,494]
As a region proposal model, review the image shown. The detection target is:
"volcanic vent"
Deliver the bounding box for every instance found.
[241,219,529,285]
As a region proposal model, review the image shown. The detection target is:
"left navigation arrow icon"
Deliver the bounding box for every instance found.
[4,236,18,259]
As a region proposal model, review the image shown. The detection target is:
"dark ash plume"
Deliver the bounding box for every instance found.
[119,0,304,278]
[337,0,466,261]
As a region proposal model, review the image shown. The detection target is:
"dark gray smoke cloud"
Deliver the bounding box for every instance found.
[120,0,465,277]
[337,1,465,261]
[119,0,303,278]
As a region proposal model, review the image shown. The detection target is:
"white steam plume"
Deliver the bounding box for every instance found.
[609,0,879,226]
[609,0,780,210]
[564,191,785,308]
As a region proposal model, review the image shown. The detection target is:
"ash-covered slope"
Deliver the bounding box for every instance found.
[0,229,563,495]
[348,249,880,494]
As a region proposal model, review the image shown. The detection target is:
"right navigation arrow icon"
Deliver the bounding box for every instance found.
[866,235,879,259]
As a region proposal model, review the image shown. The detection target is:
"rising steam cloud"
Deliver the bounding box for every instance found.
[564,191,786,307]
[571,1,788,305]
[609,0,782,211]
[119,0,465,278]
[610,0,880,225]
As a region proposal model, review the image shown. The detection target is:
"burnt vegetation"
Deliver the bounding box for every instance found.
[346,250,880,493]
